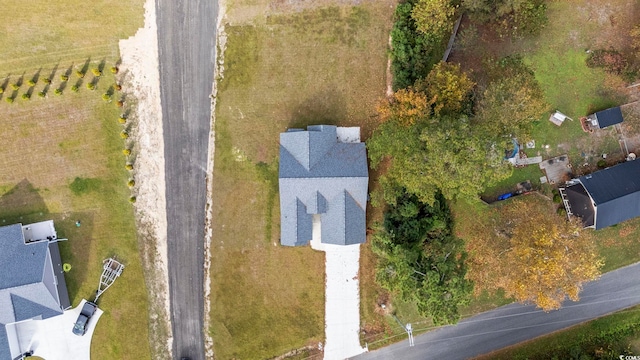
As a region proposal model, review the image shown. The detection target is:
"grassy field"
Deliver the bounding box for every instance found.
[0,1,152,358]
[0,1,144,75]
[210,1,395,358]
[475,305,640,359]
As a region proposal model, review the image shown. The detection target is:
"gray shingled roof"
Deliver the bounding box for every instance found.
[595,106,624,128]
[575,160,640,229]
[0,223,68,360]
[279,125,369,246]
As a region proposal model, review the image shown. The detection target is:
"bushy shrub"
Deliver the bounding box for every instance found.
[76,70,85,78]
[125,164,134,171]
[127,179,135,187]
[5,97,14,103]
[597,159,607,168]
[21,93,30,100]
[38,91,45,98]
[11,83,19,90]
[115,83,122,91]
[129,196,136,203]
[120,131,129,139]
[86,83,96,90]
[0,87,3,94]
[92,68,102,77]
[27,79,36,87]
[54,89,62,95]
[122,149,131,156]
[557,206,566,216]
[102,93,111,101]
[71,85,79,92]
[116,100,124,107]
[552,193,562,203]
[586,49,628,74]
[118,116,127,124]
[60,74,69,81]
[43,77,51,84]
[110,66,119,74]
[390,0,449,90]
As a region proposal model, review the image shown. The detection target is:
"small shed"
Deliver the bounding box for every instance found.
[586,106,624,129]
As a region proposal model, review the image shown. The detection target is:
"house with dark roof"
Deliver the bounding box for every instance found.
[586,106,624,129]
[560,160,640,229]
[279,125,369,246]
[0,221,70,360]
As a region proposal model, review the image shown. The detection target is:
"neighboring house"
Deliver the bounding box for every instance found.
[0,221,70,360]
[560,160,640,229]
[586,106,624,129]
[279,125,369,246]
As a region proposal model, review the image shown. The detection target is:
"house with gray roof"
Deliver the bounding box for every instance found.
[279,125,369,246]
[0,221,70,360]
[560,159,640,229]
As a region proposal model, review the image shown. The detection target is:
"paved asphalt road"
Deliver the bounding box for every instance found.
[156,1,217,359]
[356,262,640,360]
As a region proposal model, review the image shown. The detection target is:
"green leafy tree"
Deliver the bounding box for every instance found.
[60,74,69,82]
[54,89,62,95]
[474,57,548,140]
[415,61,475,116]
[373,192,473,325]
[92,68,102,77]
[411,0,456,38]
[462,0,547,37]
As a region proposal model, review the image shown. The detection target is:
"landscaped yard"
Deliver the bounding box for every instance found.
[209,0,395,357]
[0,1,154,358]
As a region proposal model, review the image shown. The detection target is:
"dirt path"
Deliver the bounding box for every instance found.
[118,0,173,357]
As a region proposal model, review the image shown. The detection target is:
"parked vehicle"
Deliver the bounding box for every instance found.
[72,301,98,336]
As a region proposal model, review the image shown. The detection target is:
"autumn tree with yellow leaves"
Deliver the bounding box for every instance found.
[465,196,603,311]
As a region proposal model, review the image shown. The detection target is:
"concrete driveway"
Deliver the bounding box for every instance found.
[15,299,103,360]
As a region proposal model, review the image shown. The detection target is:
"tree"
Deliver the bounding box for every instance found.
[411,0,456,39]
[368,113,510,206]
[92,68,102,77]
[465,196,603,311]
[474,57,548,141]
[415,61,475,116]
[462,0,547,37]
[373,191,473,325]
[376,88,431,127]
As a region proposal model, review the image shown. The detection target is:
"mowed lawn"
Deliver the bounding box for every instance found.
[210,1,394,358]
[0,1,143,75]
[0,1,152,359]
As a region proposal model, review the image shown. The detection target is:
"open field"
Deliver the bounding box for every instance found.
[210,0,395,357]
[0,1,152,356]
[0,1,144,75]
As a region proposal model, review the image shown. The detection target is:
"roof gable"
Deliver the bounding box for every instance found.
[0,224,47,289]
[279,125,369,246]
[11,292,62,321]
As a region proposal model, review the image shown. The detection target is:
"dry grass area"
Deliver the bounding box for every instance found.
[0,2,153,358]
[0,0,144,75]
[0,63,152,359]
[210,0,395,357]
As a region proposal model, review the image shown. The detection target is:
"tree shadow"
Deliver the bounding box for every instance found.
[287,87,347,129]
[74,78,83,90]
[63,64,73,78]
[80,57,91,75]
[1,75,9,91]
[30,68,42,85]
[105,85,114,97]
[15,73,24,88]
[26,87,34,98]
[42,83,50,96]
[58,81,67,92]
[0,179,96,303]
[98,58,106,72]
[47,64,58,82]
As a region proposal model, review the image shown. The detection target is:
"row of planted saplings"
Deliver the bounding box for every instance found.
[1,65,121,103]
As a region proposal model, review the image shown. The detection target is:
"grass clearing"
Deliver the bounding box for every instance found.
[0,1,144,75]
[210,1,394,358]
[0,1,152,356]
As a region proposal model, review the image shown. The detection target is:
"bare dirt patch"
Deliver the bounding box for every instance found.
[118,0,172,357]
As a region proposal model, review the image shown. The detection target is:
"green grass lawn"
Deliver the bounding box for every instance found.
[210,1,395,358]
[0,5,153,355]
